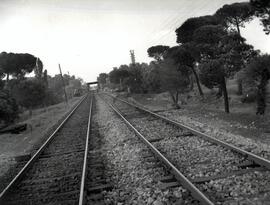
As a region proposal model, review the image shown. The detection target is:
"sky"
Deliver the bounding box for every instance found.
[0,0,269,82]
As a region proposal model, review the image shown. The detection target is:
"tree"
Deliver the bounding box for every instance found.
[43,69,48,87]
[109,66,130,86]
[194,25,251,113]
[123,63,144,93]
[0,52,37,82]
[250,0,270,34]
[11,79,46,115]
[215,2,254,37]
[147,45,170,61]
[34,58,43,80]
[97,73,108,84]
[221,33,259,95]
[174,15,222,96]
[0,90,19,126]
[158,59,191,108]
[215,2,256,95]
[175,15,221,44]
[0,68,4,89]
[165,46,204,96]
[97,73,108,90]
[199,59,230,112]
[141,61,161,93]
[47,74,64,99]
[244,55,270,115]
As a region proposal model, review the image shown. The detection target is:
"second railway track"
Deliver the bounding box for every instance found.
[102,93,270,204]
[0,94,92,205]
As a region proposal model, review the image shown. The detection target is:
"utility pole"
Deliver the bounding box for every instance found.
[130,50,136,65]
[59,64,68,105]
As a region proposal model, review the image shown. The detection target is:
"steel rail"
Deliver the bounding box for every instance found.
[79,94,93,205]
[0,94,88,202]
[99,95,214,205]
[106,93,270,170]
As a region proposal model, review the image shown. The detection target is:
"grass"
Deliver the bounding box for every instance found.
[125,79,270,144]
[0,96,83,158]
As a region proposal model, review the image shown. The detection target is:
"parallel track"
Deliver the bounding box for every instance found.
[0,94,93,205]
[102,93,270,204]
[100,94,214,205]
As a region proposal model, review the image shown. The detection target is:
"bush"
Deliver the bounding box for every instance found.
[241,91,257,103]
[0,90,19,126]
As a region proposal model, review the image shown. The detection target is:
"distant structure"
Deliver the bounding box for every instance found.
[130,50,136,65]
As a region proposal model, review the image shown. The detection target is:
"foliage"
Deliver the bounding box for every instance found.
[199,59,225,89]
[193,24,256,113]
[158,58,191,108]
[164,46,204,96]
[147,45,170,61]
[109,66,129,84]
[250,0,270,34]
[244,55,270,114]
[47,74,83,103]
[165,46,194,67]
[0,52,37,81]
[215,2,254,35]
[141,61,161,93]
[0,68,4,89]
[11,79,46,109]
[193,25,226,59]
[123,64,145,93]
[175,15,221,44]
[34,58,43,79]
[97,73,108,85]
[0,90,19,125]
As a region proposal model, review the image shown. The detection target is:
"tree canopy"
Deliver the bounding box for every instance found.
[175,15,221,44]
[215,2,254,36]
[250,0,270,34]
[0,52,37,81]
[11,79,46,109]
[97,73,108,85]
[109,66,130,85]
[147,45,170,61]
[244,55,270,114]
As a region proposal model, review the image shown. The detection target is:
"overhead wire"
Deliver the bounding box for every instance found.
[146,0,210,46]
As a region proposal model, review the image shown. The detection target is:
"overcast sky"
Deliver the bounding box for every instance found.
[0,0,269,82]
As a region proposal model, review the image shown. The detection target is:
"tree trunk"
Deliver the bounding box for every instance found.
[191,66,204,96]
[29,107,33,117]
[189,75,194,90]
[256,70,270,115]
[237,79,243,95]
[221,77,230,113]
[216,85,223,98]
[169,91,180,109]
[175,91,179,104]
[236,20,241,37]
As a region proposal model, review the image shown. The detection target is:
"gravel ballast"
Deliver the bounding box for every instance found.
[108,94,270,204]
[95,96,198,204]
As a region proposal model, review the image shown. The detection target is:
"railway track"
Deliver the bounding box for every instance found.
[101,93,270,204]
[84,96,114,204]
[0,94,94,205]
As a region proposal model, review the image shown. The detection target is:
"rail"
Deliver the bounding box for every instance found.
[99,94,215,205]
[0,94,88,202]
[106,93,270,170]
[79,95,93,205]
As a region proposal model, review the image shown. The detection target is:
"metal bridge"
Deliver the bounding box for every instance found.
[87,81,98,85]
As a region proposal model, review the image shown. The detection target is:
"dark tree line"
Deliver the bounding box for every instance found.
[0,52,84,127]
[99,0,270,115]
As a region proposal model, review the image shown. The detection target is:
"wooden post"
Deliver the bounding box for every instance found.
[59,64,68,105]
